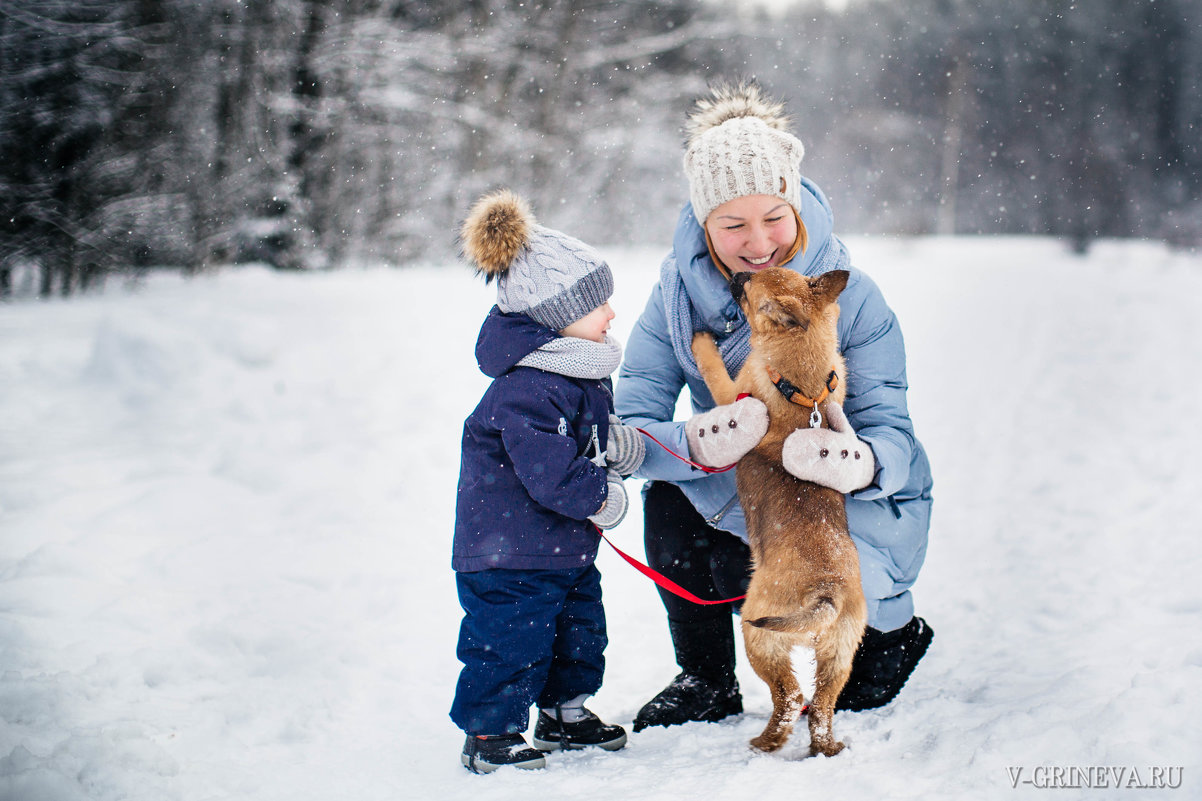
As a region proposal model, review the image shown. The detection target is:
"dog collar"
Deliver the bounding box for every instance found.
[766,366,839,410]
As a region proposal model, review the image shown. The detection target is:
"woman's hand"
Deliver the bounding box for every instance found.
[781,401,875,493]
[685,396,769,467]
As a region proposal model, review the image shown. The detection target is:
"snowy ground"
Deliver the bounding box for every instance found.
[2,237,1200,801]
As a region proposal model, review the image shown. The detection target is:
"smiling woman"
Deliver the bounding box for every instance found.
[615,80,935,735]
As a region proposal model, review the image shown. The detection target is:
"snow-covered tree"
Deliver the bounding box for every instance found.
[3,0,1198,298]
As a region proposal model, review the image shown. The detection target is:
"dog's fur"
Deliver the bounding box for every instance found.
[691,267,866,757]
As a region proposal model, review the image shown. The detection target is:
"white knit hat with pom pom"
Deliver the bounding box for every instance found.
[460,189,613,331]
[683,82,806,225]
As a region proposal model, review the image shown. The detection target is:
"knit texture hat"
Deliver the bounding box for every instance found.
[460,190,613,331]
[683,82,806,225]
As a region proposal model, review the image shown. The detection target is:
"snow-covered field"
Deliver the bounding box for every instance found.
[2,237,1200,801]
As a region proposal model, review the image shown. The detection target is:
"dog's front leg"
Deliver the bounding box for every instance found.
[691,332,739,405]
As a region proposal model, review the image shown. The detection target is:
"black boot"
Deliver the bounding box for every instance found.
[532,707,627,752]
[633,617,742,732]
[460,733,546,774]
[837,616,933,712]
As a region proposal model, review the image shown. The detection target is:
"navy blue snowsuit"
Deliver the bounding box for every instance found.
[450,307,615,736]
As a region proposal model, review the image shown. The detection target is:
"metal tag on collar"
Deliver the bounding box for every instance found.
[809,406,823,429]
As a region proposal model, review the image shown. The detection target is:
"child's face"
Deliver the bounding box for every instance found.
[559,302,615,343]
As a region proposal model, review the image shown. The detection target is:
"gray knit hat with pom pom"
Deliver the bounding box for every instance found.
[460,189,613,331]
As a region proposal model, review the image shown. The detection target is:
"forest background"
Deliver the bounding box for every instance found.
[2,0,1199,298]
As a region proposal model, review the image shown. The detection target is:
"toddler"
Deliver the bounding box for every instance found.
[451,189,646,773]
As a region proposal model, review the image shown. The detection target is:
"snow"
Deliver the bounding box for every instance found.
[2,237,1201,800]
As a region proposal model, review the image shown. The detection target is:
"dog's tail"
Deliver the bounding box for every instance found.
[745,586,840,633]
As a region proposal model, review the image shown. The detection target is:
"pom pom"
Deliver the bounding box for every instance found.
[685,81,791,143]
[460,189,534,280]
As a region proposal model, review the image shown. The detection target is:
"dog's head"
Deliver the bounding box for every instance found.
[730,268,849,336]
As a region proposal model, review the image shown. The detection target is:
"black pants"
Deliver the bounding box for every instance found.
[643,482,931,708]
[643,481,752,625]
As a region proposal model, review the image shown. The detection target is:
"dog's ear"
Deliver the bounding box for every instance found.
[757,296,810,331]
[809,270,850,306]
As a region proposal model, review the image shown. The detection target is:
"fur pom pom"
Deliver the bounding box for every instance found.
[460,189,534,279]
[685,81,791,142]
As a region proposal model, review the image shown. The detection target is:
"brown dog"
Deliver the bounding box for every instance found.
[691,267,866,757]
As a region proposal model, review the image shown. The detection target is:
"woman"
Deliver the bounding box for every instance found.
[615,82,934,731]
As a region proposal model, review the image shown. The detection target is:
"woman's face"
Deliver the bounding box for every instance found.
[705,194,798,272]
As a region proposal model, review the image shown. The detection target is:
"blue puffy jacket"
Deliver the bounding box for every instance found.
[453,307,612,572]
[615,178,933,630]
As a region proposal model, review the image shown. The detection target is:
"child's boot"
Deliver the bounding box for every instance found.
[532,696,627,752]
[461,733,547,774]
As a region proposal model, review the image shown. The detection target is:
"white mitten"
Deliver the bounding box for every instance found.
[606,415,646,476]
[781,401,875,493]
[685,396,769,468]
[588,469,629,530]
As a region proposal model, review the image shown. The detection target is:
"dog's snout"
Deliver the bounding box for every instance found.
[729,271,752,303]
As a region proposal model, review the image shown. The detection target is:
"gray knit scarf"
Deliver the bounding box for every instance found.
[517,334,623,380]
[662,257,750,383]
[664,235,851,383]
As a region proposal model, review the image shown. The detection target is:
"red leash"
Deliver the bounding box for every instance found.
[599,414,809,716]
[633,427,735,474]
[630,393,752,476]
[596,425,745,605]
[599,530,745,605]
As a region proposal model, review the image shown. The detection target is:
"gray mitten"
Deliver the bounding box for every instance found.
[781,401,875,493]
[606,415,646,476]
[685,396,769,468]
[588,469,629,530]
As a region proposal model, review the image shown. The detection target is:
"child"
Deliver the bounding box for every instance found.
[451,189,646,774]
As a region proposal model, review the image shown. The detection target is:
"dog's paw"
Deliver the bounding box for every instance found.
[810,740,846,758]
[750,733,788,753]
[690,331,718,361]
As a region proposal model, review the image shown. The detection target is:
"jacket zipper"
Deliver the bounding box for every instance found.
[705,494,740,526]
[588,424,605,466]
